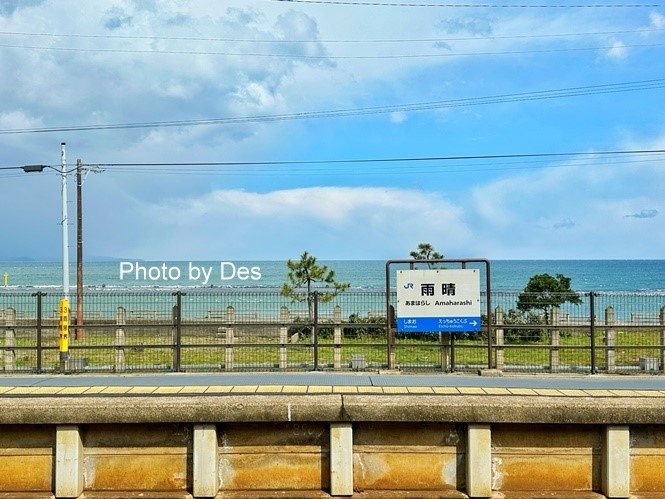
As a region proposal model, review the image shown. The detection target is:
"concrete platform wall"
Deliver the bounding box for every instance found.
[0,421,664,497]
[1,393,665,497]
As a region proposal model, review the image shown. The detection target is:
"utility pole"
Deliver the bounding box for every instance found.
[61,143,69,300]
[76,158,84,340]
[59,142,70,370]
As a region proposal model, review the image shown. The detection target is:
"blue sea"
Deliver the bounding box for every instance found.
[0,260,663,292]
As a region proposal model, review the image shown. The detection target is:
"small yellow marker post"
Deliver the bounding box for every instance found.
[59,298,70,369]
[2,272,8,287]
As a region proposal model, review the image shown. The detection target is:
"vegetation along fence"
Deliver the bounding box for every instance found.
[1,290,664,374]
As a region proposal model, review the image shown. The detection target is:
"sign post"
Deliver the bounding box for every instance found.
[59,298,70,370]
[396,269,481,333]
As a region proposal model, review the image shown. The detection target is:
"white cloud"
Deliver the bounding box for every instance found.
[390,111,408,124]
[1,2,663,262]
[0,110,42,129]
[0,1,643,160]
[153,80,201,100]
[128,186,472,259]
[0,2,333,155]
[650,11,665,29]
[468,143,665,258]
[231,82,284,110]
[603,40,628,60]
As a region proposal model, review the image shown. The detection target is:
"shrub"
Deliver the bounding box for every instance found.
[502,309,546,343]
[344,313,386,339]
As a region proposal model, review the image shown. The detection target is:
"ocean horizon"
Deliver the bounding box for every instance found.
[0,259,663,293]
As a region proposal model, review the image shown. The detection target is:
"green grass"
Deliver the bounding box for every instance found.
[4,324,663,372]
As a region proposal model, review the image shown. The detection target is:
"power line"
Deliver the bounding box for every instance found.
[4,150,663,179]
[0,78,663,135]
[1,40,663,59]
[90,153,665,178]
[268,0,663,7]
[91,148,665,167]
[6,148,665,170]
[102,156,665,176]
[1,27,662,44]
[95,150,665,179]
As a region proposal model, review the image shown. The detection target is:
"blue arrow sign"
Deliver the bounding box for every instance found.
[397,316,482,333]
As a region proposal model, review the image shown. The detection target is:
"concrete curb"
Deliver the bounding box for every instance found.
[1,394,665,425]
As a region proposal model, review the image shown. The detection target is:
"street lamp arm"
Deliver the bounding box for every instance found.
[22,164,82,174]
[22,164,103,174]
[20,164,49,172]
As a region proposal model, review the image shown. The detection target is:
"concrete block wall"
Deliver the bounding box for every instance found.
[1,421,665,497]
[630,425,665,492]
[81,423,190,492]
[218,422,330,492]
[353,422,464,491]
[0,425,54,493]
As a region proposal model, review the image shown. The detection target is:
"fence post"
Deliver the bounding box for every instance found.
[605,306,616,373]
[590,292,597,374]
[279,306,289,370]
[225,306,235,371]
[313,292,319,371]
[550,308,560,373]
[494,307,505,371]
[387,305,396,370]
[660,306,665,373]
[4,307,16,372]
[450,333,456,371]
[440,333,451,372]
[173,292,184,372]
[34,292,44,373]
[115,307,126,372]
[333,305,342,370]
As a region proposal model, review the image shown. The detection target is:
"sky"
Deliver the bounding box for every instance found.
[0,0,664,261]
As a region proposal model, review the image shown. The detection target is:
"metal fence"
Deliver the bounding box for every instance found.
[1,290,663,374]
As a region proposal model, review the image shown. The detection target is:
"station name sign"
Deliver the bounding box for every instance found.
[396,269,481,333]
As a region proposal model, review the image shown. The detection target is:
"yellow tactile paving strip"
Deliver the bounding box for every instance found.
[1,384,664,397]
